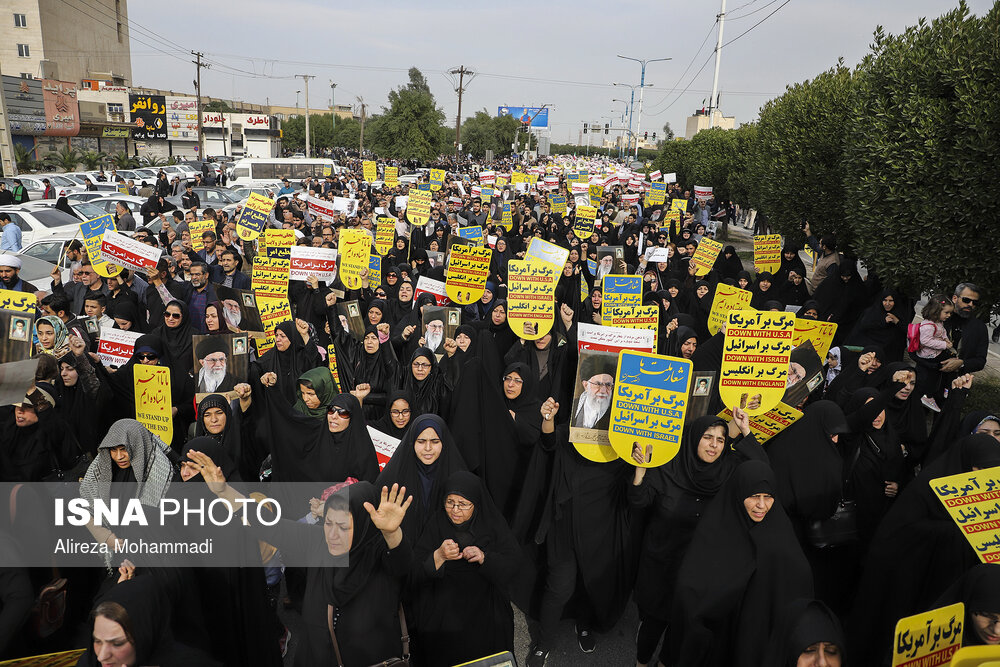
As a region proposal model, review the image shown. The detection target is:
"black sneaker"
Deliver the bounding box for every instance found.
[527,646,548,667]
[576,624,596,653]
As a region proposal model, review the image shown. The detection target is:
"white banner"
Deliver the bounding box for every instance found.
[665,172,677,183]
[100,231,161,273]
[645,247,671,263]
[367,426,401,470]
[289,246,338,281]
[97,327,142,368]
[414,275,449,306]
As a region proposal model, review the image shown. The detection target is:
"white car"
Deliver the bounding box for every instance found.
[24,174,87,198]
[26,199,111,222]
[87,194,148,219]
[0,204,82,246]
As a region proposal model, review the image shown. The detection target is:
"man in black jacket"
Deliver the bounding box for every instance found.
[944,282,988,377]
[0,182,12,206]
[181,182,201,211]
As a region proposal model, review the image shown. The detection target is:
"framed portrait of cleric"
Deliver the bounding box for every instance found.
[782,340,823,409]
[216,285,263,333]
[686,371,717,422]
[595,246,626,281]
[0,310,34,364]
[192,333,248,403]
[421,306,459,357]
[337,300,367,342]
[568,350,619,448]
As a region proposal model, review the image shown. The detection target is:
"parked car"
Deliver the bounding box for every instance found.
[21,174,87,198]
[18,239,74,281]
[1,250,69,288]
[228,185,279,201]
[26,199,111,222]
[66,191,118,203]
[166,186,241,218]
[87,194,148,219]
[0,204,83,246]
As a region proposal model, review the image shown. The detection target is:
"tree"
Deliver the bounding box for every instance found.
[79,150,107,170]
[459,111,498,158]
[45,146,80,172]
[110,151,138,169]
[653,139,693,190]
[747,60,855,239]
[841,2,1000,302]
[204,100,234,113]
[281,114,334,151]
[727,123,758,208]
[687,128,738,201]
[369,68,445,161]
[13,144,36,171]
[331,117,362,149]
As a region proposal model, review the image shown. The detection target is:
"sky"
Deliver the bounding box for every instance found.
[127,0,994,145]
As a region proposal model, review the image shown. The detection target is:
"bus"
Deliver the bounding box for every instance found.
[228,158,346,187]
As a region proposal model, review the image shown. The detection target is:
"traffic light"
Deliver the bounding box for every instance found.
[583,122,588,134]
[644,131,648,140]
[605,123,609,134]
[653,132,657,140]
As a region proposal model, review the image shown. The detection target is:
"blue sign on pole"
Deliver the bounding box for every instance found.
[497,106,549,128]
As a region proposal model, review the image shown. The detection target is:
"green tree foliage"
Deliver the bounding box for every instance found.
[281,114,334,151]
[45,146,80,172]
[79,150,107,170]
[203,100,234,113]
[110,151,138,169]
[747,61,855,239]
[727,124,758,208]
[369,68,445,161]
[654,140,693,190]
[842,2,1000,299]
[687,128,739,201]
[459,111,498,158]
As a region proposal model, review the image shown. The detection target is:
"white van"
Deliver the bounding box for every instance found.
[228,158,344,187]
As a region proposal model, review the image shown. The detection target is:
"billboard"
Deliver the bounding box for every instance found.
[129,94,167,140]
[2,76,46,135]
[498,106,549,128]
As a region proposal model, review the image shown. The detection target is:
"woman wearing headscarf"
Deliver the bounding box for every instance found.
[390,292,436,362]
[75,576,219,667]
[672,460,813,667]
[714,245,744,281]
[846,289,909,362]
[33,315,68,357]
[176,437,282,667]
[763,599,847,666]
[400,348,453,418]
[809,347,842,403]
[850,433,1000,663]
[150,300,194,377]
[630,412,764,667]
[202,301,228,335]
[472,299,518,357]
[410,471,520,666]
[779,267,812,307]
[188,454,414,667]
[370,389,415,440]
[880,362,928,466]
[934,564,1000,648]
[773,241,807,287]
[814,261,867,342]
[0,384,81,482]
[54,196,76,218]
[464,281,499,322]
[330,318,399,421]
[55,337,111,456]
[824,345,886,408]
[749,271,777,310]
[383,277,413,328]
[191,393,261,483]
[489,237,512,285]
[251,320,320,407]
[110,299,146,334]
[376,413,468,543]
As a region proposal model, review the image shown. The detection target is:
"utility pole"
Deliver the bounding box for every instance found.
[618,55,671,159]
[192,51,210,159]
[297,74,315,157]
[710,0,727,128]
[357,98,367,153]
[448,66,474,162]
[329,81,337,137]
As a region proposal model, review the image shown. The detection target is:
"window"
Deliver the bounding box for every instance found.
[20,73,32,79]
[17,44,29,57]
[108,103,123,115]
[14,13,26,27]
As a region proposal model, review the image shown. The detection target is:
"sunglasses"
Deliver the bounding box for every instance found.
[960,296,979,305]
[138,353,158,361]
[164,312,182,319]
[328,408,351,418]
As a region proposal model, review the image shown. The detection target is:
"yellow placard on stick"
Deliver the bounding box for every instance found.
[604,304,659,349]
[236,192,275,241]
[363,161,378,183]
[134,364,173,444]
[690,238,723,276]
[338,228,372,290]
[0,289,36,313]
[791,319,838,361]
[609,351,691,467]
[931,465,1000,563]
[501,202,513,230]
[251,257,290,297]
[406,188,432,226]
[384,166,398,188]
[188,219,216,252]
[80,214,121,278]
[719,310,795,415]
[753,234,782,275]
[429,168,445,191]
[506,259,557,340]
[574,205,597,239]
[445,245,492,305]
[708,284,753,336]
[718,401,802,444]
[264,229,295,260]
[588,184,603,208]
[891,603,964,667]
[374,216,396,257]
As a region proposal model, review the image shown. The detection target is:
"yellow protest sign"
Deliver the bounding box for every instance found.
[338,228,372,290]
[931,465,1000,563]
[609,351,692,467]
[670,198,687,213]
[708,284,753,336]
[495,176,508,187]
[574,205,597,239]
[406,188,432,226]
[719,310,795,415]
[501,202,513,230]
[134,364,173,444]
[251,257,290,296]
[718,401,802,444]
[374,216,396,257]
[363,160,378,183]
[647,182,667,206]
[188,219,216,252]
[235,192,275,241]
[549,195,567,215]
[264,228,295,260]
[327,344,342,393]
[891,603,964,667]
[384,166,398,188]
[511,171,526,184]
[256,294,292,352]
[588,184,603,207]
[791,319,838,360]
[753,234,782,275]
[80,214,121,278]
[429,168,445,191]
[445,245,492,305]
[0,289,36,313]
[601,276,642,326]
[604,305,659,349]
[507,259,558,340]
[690,238,723,276]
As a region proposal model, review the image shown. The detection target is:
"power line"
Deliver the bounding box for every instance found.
[726,0,784,21]
[643,19,719,113]
[722,0,793,48]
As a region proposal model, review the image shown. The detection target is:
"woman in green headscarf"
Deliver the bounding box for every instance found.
[33,315,69,357]
[293,366,337,418]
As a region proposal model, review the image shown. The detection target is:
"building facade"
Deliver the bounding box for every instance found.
[685,109,736,140]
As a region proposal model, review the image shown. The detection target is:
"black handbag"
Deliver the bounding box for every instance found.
[327,603,410,667]
[806,444,861,549]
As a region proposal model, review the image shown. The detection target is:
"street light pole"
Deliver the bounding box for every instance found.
[330,81,337,137]
[618,55,671,159]
[709,0,727,128]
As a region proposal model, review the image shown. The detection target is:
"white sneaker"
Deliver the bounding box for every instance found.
[920,396,941,413]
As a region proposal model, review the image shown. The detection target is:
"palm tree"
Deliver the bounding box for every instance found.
[109,151,138,169]
[13,144,37,171]
[80,150,107,170]
[141,155,168,167]
[45,146,81,172]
